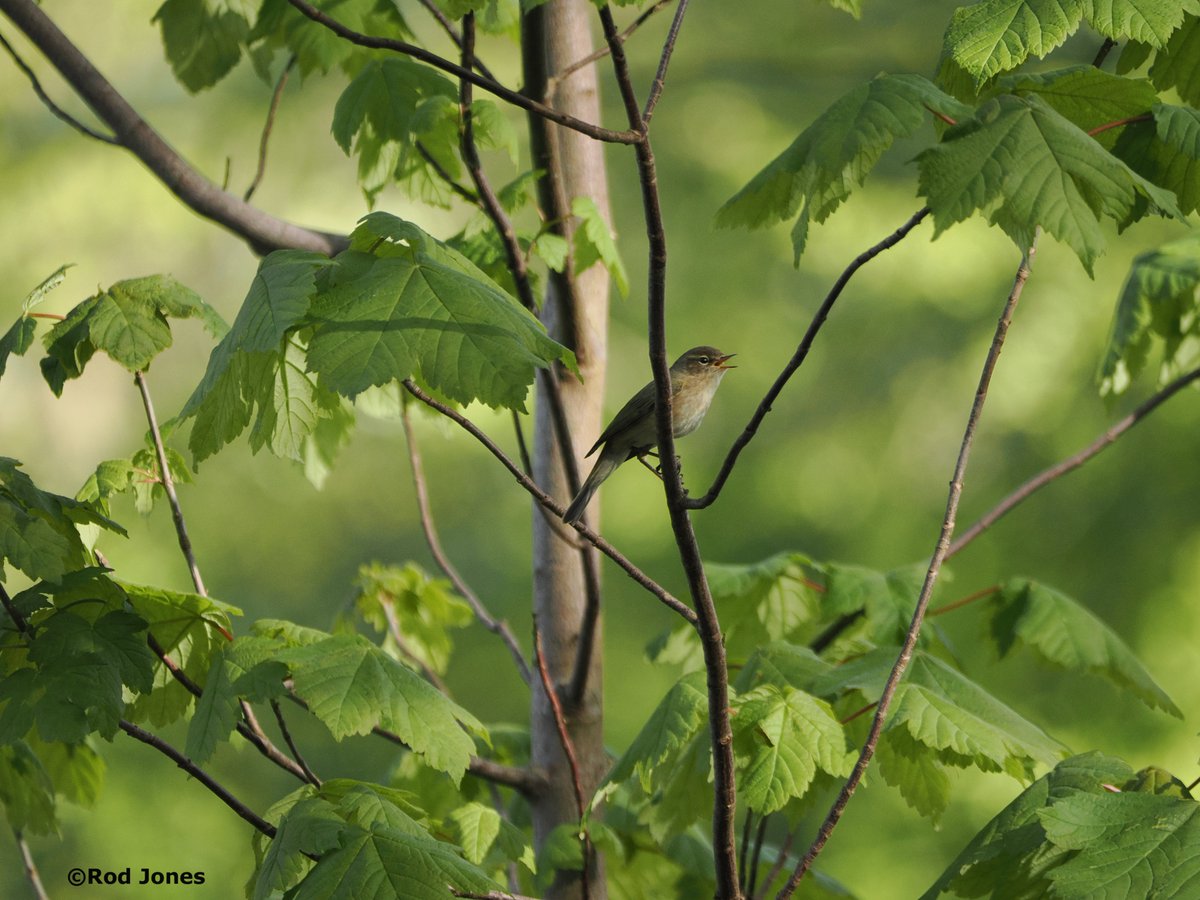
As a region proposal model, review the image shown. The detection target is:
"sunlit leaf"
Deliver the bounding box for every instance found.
[991,579,1181,716]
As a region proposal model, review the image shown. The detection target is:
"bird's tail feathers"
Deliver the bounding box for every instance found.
[562,453,621,525]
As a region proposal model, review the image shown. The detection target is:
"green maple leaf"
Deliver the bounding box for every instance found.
[1042,790,1200,896]
[917,93,1182,273]
[307,216,574,410]
[603,671,709,793]
[278,634,486,783]
[293,821,497,900]
[945,0,1086,86]
[40,274,224,394]
[717,74,970,264]
[154,0,250,93]
[921,751,1135,899]
[732,684,854,815]
[991,579,1180,715]
[1149,14,1200,106]
[1084,0,1190,46]
[1097,231,1200,396]
[889,653,1069,780]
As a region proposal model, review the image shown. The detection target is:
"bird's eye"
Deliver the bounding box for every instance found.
[698,356,711,364]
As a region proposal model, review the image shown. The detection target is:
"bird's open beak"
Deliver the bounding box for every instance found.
[716,353,736,369]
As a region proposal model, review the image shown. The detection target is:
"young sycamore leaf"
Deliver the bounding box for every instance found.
[447,801,501,865]
[349,562,473,677]
[179,251,341,463]
[991,65,1158,146]
[121,582,241,727]
[1113,103,1200,217]
[1097,231,1200,397]
[40,274,225,395]
[0,742,56,835]
[603,671,709,794]
[305,214,575,410]
[154,0,251,93]
[291,820,498,900]
[1148,14,1200,106]
[276,633,486,784]
[884,652,1069,780]
[0,265,73,379]
[1040,789,1200,896]
[876,728,953,824]
[716,74,971,265]
[0,458,125,583]
[944,0,1086,86]
[650,553,820,671]
[990,578,1181,716]
[732,684,855,815]
[331,58,458,202]
[1084,0,1191,46]
[253,795,344,900]
[734,642,833,695]
[27,735,105,811]
[571,196,629,297]
[921,751,1136,899]
[248,0,412,79]
[917,93,1183,274]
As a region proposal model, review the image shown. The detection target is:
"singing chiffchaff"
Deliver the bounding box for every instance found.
[562,346,735,525]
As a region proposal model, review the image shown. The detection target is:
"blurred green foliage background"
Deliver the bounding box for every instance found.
[1,1,1197,896]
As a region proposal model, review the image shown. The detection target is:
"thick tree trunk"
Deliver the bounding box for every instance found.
[524,2,612,898]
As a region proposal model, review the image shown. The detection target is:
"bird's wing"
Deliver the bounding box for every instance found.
[585,379,657,457]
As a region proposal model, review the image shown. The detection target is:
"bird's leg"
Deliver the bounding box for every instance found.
[636,452,664,481]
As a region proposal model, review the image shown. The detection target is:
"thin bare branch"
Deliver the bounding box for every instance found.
[534,624,591,899]
[598,5,741,896]
[549,0,672,90]
[401,379,698,624]
[0,583,29,634]
[119,719,277,839]
[1093,36,1118,68]
[130,382,314,784]
[401,404,532,684]
[949,363,1200,558]
[688,207,931,509]
[418,139,481,204]
[512,410,534,476]
[284,0,639,145]
[459,14,535,312]
[13,830,49,900]
[369,717,547,796]
[641,0,689,125]
[144,632,313,784]
[243,55,295,202]
[739,811,755,892]
[271,699,321,786]
[753,828,794,900]
[746,813,771,899]
[781,237,1039,896]
[135,371,207,596]
[0,0,345,254]
[0,27,117,143]
[450,891,542,900]
[379,593,452,693]
[415,0,497,82]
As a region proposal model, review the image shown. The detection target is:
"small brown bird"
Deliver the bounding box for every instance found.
[562,346,735,525]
